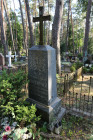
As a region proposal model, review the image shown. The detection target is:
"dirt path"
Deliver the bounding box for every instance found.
[70,74,93,96]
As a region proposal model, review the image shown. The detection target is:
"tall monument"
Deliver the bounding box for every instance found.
[28,6,65,131]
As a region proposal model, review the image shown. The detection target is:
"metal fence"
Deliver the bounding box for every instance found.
[57,75,93,118]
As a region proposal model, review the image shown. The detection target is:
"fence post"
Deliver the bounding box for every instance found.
[64,75,66,94]
[89,77,92,94]
[76,93,78,110]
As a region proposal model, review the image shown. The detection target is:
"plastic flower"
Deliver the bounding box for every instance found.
[5,126,11,132]
[22,134,28,140]
[12,122,17,127]
[28,133,32,138]
[3,135,7,140]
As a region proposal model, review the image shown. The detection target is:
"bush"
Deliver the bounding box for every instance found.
[71,62,83,70]
[89,67,93,74]
[0,70,28,104]
[72,63,77,69]
[78,53,83,59]
[76,62,83,69]
[70,66,76,72]
[83,67,88,73]
[0,70,40,125]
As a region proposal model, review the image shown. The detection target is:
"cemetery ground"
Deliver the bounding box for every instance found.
[0,55,93,140]
[0,69,93,140]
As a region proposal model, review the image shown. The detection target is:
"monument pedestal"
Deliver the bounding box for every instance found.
[28,45,66,131]
[27,97,65,131]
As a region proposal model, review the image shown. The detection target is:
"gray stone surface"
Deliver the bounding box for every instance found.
[27,97,66,131]
[28,45,57,106]
[28,45,66,129]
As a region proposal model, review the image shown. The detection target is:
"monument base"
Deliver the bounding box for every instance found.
[26,97,66,131]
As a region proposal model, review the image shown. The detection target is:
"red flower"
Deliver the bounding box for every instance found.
[5,126,11,132]
[3,135,7,140]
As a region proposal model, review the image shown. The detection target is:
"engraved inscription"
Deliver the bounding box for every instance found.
[28,50,48,105]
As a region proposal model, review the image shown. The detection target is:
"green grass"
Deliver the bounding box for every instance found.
[61,62,71,66]
[61,114,93,140]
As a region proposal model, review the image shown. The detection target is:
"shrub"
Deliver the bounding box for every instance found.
[72,62,83,70]
[78,53,83,59]
[70,66,76,72]
[0,70,40,125]
[89,67,93,74]
[83,67,88,73]
[0,70,41,140]
[72,63,77,69]
[0,70,28,104]
[76,62,83,69]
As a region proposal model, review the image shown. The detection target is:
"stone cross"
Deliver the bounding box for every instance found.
[33,6,51,45]
[14,52,18,62]
[6,51,14,67]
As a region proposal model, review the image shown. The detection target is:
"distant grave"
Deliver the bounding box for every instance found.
[18,56,26,62]
[6,51,14,67]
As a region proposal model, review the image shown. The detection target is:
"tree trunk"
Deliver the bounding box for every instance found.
[0,0,8,64]
[83,0,92,62]
[3,0,15,51]
[0,12,8,64]
[24,0,29,56]
[66,0,70,52]
[52,0,64,75]
[25,0,34,47]
[18,0,27,52]
[69,0,75,55]
[13,0,18,52]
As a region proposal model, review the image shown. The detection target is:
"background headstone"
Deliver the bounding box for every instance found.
[14,52,18,62]
[6,51,14,67]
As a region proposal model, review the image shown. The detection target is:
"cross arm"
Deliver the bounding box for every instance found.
[43,15,51,21]
[33,15,51,22]
[33,17,40,22]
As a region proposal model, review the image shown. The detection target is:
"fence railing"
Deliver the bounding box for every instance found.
[57,67,83,94]
[57,75,93,118]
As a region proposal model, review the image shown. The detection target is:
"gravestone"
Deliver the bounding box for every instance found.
[18,56,26,62]
[0,53,5,66]
[6,51,14,67]
[14,52,18,62]
[27,6,65,131]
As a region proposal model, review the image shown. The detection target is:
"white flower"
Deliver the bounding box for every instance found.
[8,139,12,140]
[28,133,32,138]
[4,117,9,121]
[89,64,92,68]
[1,121,9,126]
[12,122,17,127]
[1,131,12,136]
[22,134,28,140]
[27,125,32,128]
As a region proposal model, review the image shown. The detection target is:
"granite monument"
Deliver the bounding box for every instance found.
[28,6,65,131]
